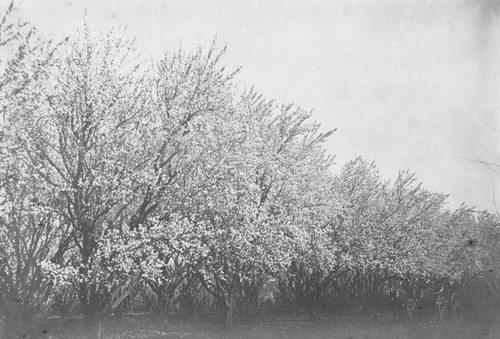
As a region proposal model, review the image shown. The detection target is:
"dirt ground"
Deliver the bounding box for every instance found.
[4,313,500,339]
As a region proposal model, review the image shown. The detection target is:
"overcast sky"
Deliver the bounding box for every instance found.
[9,0,500,212]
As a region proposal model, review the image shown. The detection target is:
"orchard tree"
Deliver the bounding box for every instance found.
[328,158,450,311]
[0,2,69,336]
[328,158,390,306]
[5,23,153,337]
[382,170,448,281]
[187,91,334,328]
[135,43,240,315]
[448,210,500,323]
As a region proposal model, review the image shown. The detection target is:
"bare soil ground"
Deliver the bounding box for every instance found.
[5,313,500,339]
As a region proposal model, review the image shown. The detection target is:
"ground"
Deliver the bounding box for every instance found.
[6,313,500,339]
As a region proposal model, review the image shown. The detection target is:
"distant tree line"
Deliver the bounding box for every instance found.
[1,3,499,338]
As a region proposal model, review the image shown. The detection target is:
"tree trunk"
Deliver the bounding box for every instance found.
[225,293,234,330]
[156,290,167,316]
[187,297,195,318]
[219,293,235,330]
[81,285,103,339]
[306,298,316,320]
[113,302,125,321]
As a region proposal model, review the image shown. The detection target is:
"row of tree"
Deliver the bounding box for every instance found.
[1,4,499,337]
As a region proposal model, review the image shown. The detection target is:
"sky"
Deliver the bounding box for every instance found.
[6,0,500,212]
